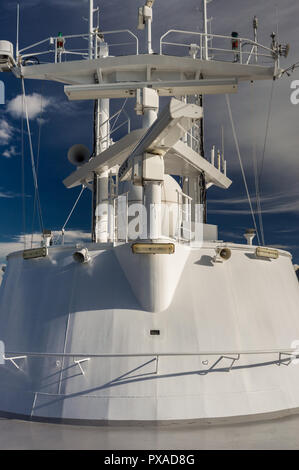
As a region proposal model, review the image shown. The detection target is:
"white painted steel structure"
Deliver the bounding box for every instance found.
[0,243,299,422]
[0,1,297,424]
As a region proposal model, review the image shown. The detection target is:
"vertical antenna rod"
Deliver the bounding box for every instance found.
[138,1,156,54]
[203,0,209,60]
[16,4,20,60]
[253,16,258,63]
[146,0,154,54]
[221,125,224,161]
[89,0,94,59]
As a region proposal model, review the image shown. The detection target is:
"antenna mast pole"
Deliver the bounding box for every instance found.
[91,2,111,244]
[145,0,155,54]
[89,0,94,59]
[203,0,209,60]
[253,16,258,63]
[16,4,20,60]
[146,4,153,54]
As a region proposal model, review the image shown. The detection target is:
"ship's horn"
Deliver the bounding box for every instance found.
[219,248,231,260]
[73,248,90,264]
[67,144,90,167]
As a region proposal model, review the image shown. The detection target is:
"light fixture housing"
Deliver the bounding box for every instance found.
[256,247,279,259]
[23,247,48,260]
[132,243,175,255]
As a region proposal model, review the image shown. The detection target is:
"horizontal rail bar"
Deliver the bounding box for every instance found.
[161,41,273,59]
[21,50,55,59]
[4,349,299,359]
[19,37,52,53]
[63,51,89,56]
[21,50,89,59]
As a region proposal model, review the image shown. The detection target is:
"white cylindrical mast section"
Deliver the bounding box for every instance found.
[141,87,159,129]
[95,44,110,154]
[95,167,109,243]
[144,181,162,240]
[143,1,154,54]
[91,4,111,243]
[142,107,157,128]
[147,15,153,55]
[98,99,110,152]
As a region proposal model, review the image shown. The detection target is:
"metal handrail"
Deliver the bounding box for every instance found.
[4,348,299,359]
[3,349,296,376]
[97,107,131,149]
[19,37,53,54]
[18,29,139,63]
[159,29,274,63]
[18,29,274,65]
[99,29,139,55]
[99,119,130,147]
[176,189,192,243]
[99,108,130,132]
[184,127,201,153]
[160,29,274,53]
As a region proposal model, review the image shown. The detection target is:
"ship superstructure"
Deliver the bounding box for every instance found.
[0,1,298,424]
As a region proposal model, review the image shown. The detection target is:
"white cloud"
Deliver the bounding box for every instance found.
[2,146,17,158]
[209,185,299,216]
[7,93,53,120]
[0,240,26,264]
[0,187,30,199]
[0,119,14,145]
[209,195,299,215]
[57,230,90,243]
[0,94,56,153]
[0,191,17,198]
[268,244,297,251]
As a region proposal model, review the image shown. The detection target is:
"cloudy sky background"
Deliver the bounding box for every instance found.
[0,0,298,278]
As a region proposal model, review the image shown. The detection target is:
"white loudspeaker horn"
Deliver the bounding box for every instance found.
[67,144,90,167]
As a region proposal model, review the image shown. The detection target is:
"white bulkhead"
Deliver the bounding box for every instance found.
[0,242,299,423]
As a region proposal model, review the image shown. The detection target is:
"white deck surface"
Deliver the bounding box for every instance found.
[0,415,299,450]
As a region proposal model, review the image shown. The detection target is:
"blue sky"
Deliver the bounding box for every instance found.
[0,0,298,266]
